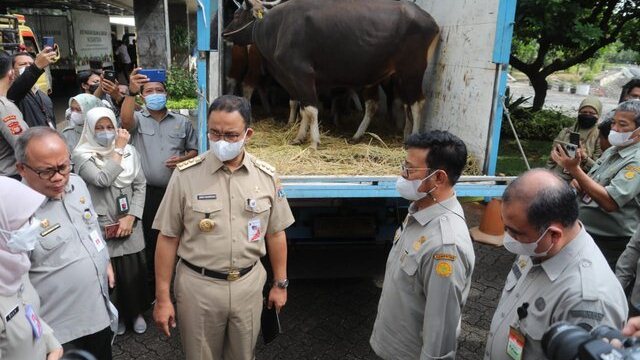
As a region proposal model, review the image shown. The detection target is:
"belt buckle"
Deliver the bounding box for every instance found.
[227,269,240,281]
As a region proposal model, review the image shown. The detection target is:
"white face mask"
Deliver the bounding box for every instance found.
[0,218,42,253]
[502,228,552,257]
[608,130,635,147]
[69,111,84,126]
[395,170,438,201]
[209,130,248,162]
[18,66,26,76]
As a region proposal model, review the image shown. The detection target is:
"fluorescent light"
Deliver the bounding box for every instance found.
[109,16,135,27]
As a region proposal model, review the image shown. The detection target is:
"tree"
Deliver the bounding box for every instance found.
[510,0,640,111]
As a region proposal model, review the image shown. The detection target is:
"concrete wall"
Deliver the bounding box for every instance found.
[133,0,169,68]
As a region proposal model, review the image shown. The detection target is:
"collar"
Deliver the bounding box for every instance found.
[539,223,588,281]
[206,150,254,175]
[409,194,460,226]
[616,141,640,158]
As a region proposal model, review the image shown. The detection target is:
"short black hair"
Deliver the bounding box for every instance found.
[404,130,467,185]
[77,69,102,86]
[598,117,612,139]
[619,78,640,103]
[12,52,33,66]
[207,95,252,127]
[0,51,12,80]
[503,169,579,233]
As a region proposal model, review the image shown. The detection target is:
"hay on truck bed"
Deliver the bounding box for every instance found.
[245,119,482,176]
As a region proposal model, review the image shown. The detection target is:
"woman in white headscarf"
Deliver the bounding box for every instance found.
[61,93,104,154]
[0,177,63,360]
[71,107,149,335]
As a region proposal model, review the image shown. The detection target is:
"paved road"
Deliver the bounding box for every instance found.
[112,202,515,360]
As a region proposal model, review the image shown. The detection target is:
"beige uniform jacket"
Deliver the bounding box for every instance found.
[153,150,294,271]
[0,96,28,176]
[73,147,146,258]
[370,195,475,360]
[0,274,60,360]
[484,226,628,360]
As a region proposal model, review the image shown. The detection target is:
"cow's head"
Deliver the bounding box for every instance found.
[222,0,281,44]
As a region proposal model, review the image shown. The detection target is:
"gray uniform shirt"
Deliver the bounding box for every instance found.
[130,109,198,187]
[0,96,28,176]
[61,125,82,155]
[29,174,116,344]
[73,148,146,258]
[616,224,640,309]
[0,274,60,360]
[484,226,628,360]
[370,195,475,360]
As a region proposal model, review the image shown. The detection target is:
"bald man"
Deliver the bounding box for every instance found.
[484,169,627,360]
[15,127,117,360]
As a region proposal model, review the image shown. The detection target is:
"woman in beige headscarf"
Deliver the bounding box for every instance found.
[72,107,149,335]
[0,177,63,360]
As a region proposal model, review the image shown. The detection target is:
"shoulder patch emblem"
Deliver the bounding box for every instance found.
[177,156,203,171]
[433,253,456,261]
[435,261,452,277]
[7,121,23,135]
[253,158,276,176]
[625,171,636,180]
[534,297,546,311]
[2,114,16,123]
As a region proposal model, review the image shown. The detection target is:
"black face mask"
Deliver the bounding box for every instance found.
[577,114,597,129]
[88,83,99,93]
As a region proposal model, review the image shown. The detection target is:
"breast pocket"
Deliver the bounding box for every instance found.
[245,198,271,234]
[137,122,156,136]
[33,231,75,267]
[398,251,420,292]
[191,201,224,235]
[168,129,186,149]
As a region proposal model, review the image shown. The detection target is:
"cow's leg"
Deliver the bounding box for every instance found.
[351,87,379,142]
[257,87,272,115]
[287,100,299,125]
[393,98,404,131]
[410,99,425,135]
[403,104,413,139]
[292,105,320,149]
[226,77,237,95]
[242,84,255,103]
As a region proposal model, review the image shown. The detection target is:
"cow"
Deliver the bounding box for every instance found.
[223,0,439,149]
[226,44,273,114]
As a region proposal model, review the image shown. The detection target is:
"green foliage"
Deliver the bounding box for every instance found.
[166,98,197,110]
[501,107,574,141]
[496,139,552,176]
[170,25,194,65]
[166,66,197,100]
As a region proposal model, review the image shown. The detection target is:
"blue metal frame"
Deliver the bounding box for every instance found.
[487,0,518,176]
[196,0,211,154]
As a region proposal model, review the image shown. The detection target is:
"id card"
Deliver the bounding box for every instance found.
[248,218,261,242]
[506,326,525,360]
[581,193,592,204]
[25,304,43,339]
[116,194,129,215]
[90,230,106,252]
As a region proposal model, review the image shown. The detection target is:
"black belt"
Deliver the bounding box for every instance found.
[181,259,254,281]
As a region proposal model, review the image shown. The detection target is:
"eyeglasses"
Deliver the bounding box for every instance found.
[208,130,244,142]
[400,163,430,178]
[22,161,73,180]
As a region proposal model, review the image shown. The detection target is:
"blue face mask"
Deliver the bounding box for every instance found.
[144,93,167,111]
[95,131,116,147]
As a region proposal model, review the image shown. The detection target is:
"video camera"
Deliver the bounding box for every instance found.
[542,322,640,359]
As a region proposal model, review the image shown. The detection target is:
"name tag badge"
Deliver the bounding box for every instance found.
[116,194,129,215]
[248,218,261,242]
[506,325,525,360]
[24,304,43,339]
[5,305,19,322]
[90,230,106,252]
[197,194,217,200]
[581,193,592,204]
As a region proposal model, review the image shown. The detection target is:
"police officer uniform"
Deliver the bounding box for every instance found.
[0,274,60,360]
[370,195,475,360]
[579,141,640,267]
[0,96,28,178]
[153,151,294,360]
[29,174,117,359]
[484,225,628,360]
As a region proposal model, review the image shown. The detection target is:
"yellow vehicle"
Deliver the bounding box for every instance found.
[0,14,53,94]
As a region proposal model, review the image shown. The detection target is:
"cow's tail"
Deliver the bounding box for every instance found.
[426,29,440,65]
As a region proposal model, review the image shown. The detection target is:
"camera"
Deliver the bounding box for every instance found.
[542,322,640,359]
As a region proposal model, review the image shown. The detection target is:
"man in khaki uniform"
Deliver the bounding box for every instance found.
[0,51,28,180]
[547,96,603,181]
[153,95,294,360]
[370,131,475,359]
[552,100,640,268]
[485,169,627,360]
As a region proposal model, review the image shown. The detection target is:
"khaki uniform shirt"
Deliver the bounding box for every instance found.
[61,125,82,155]
[0,96,28,176]
[579,142,640,237]
[0,274,60,360]
[484,226,628,360]
[370,195,475,360]
[29,174,116,344]
[73,147,146,258]
[153,151,294,271]
[615,223,640,308]
[130,109,198,187]
[547,124,601,182]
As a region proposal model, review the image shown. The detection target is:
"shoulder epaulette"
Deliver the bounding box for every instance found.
[252,158,276,177]
[176,156,203,171]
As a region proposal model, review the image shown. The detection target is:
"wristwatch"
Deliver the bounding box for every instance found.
[114,147,125,156]
[273,279,289,289]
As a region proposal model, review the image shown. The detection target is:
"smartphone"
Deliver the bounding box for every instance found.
[569,132,580,147]
[42,36,54,48]
[554,140,578,159]
[104,70,116,82]
[138,69,166,83]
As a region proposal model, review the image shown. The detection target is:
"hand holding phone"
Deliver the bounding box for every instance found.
[138,69,167,83]
[43,36,54,48]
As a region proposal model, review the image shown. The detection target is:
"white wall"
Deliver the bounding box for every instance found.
[416,0,501,167]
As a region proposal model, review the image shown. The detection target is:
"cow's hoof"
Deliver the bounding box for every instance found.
[309,143,318,151]
[290,139,303,145]
[348,137,361,144]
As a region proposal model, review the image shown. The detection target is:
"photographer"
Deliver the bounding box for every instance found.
[552,100,640,269]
